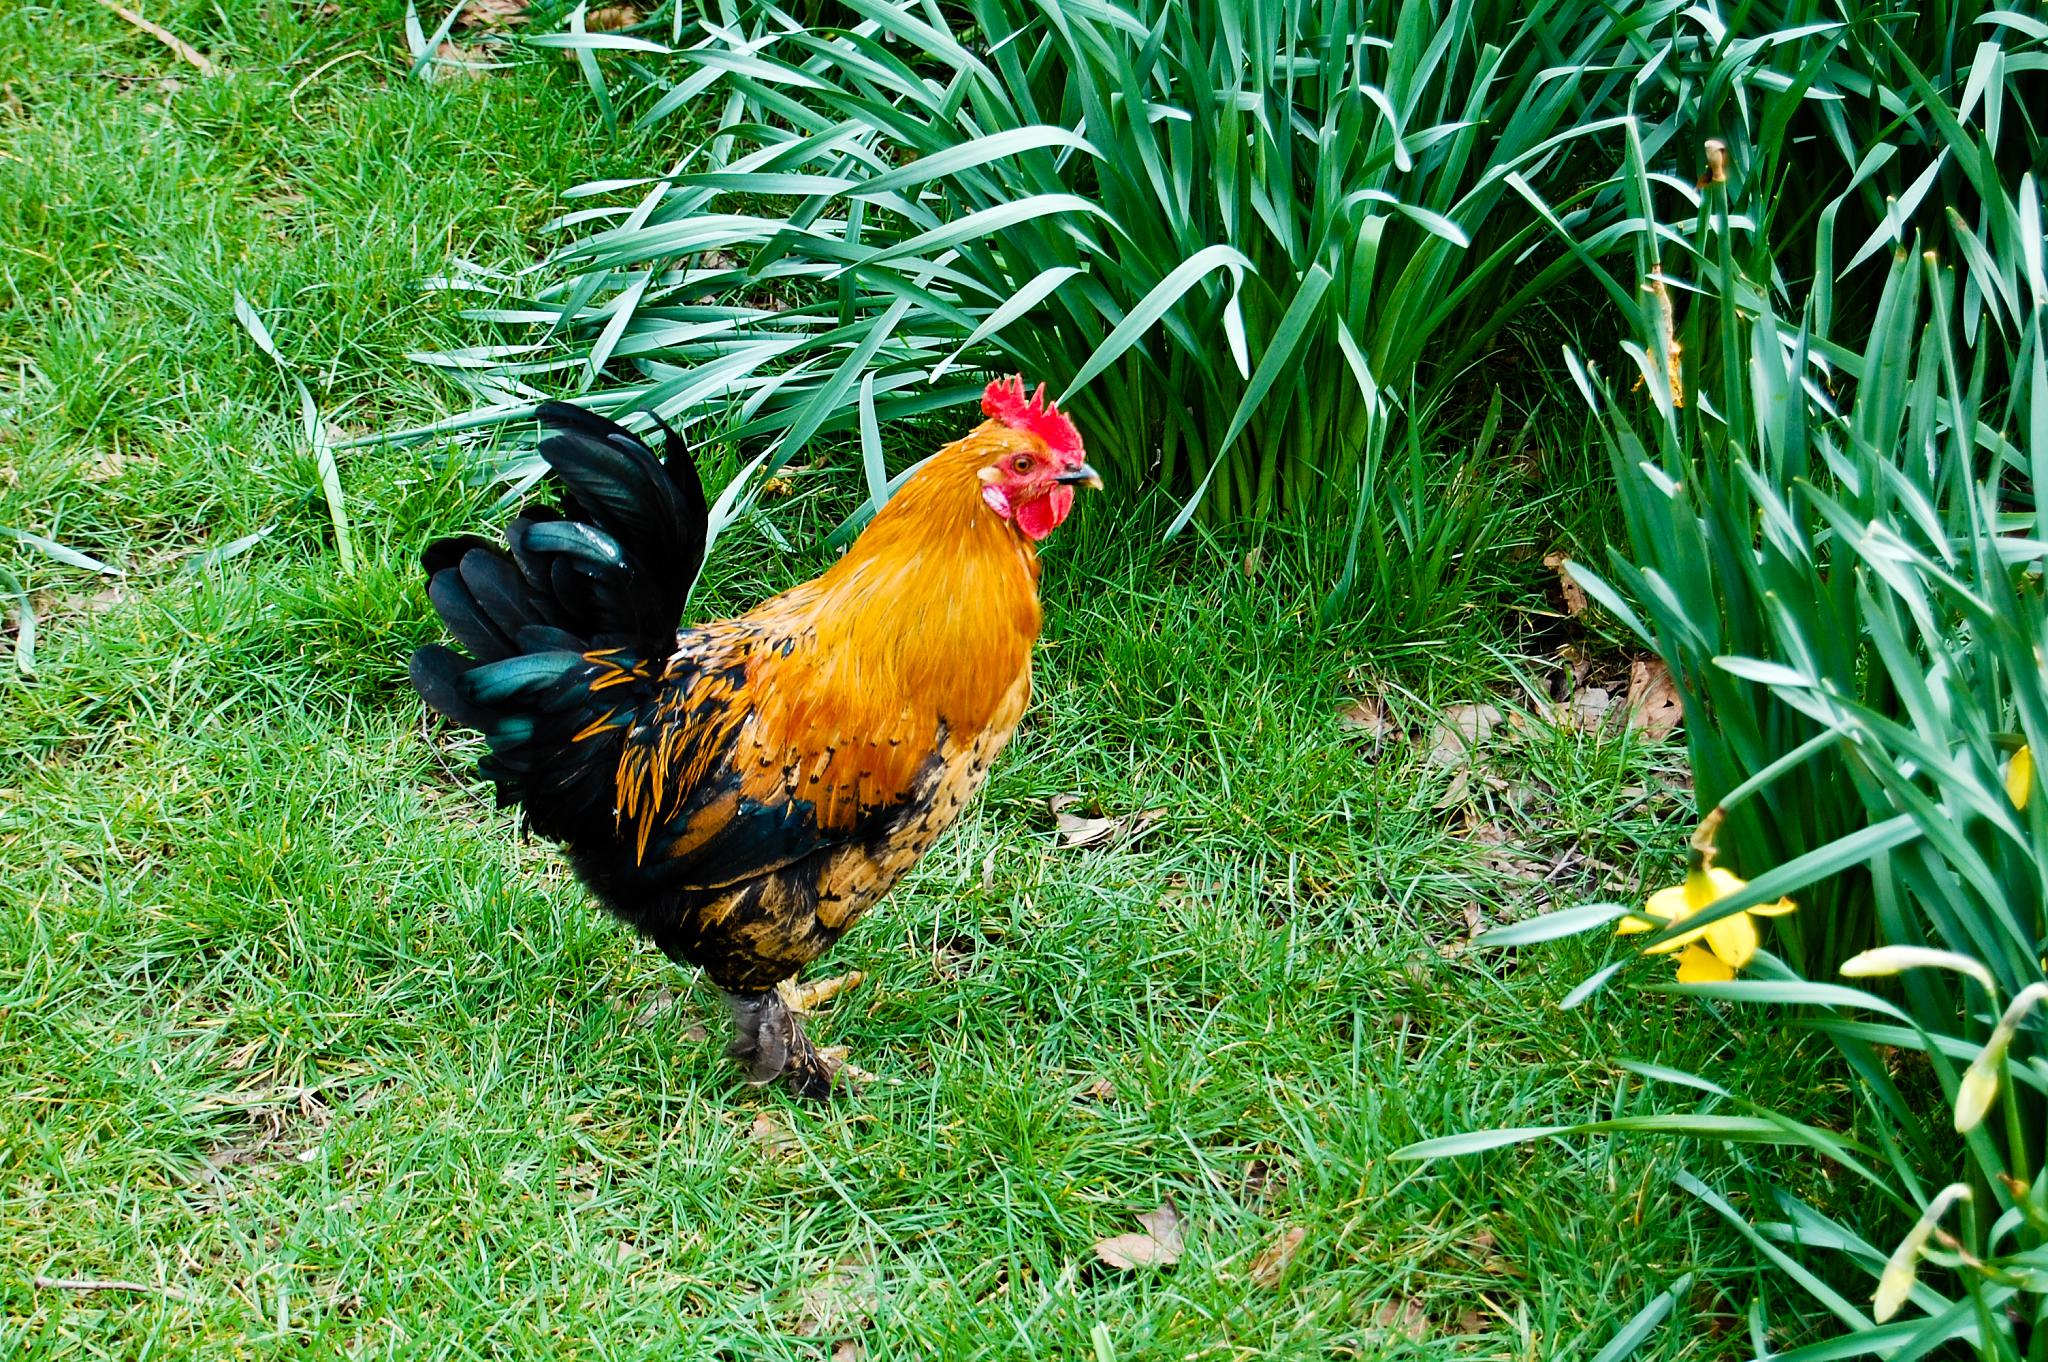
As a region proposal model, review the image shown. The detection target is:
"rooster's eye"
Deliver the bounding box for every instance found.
[1012,456,1032,473]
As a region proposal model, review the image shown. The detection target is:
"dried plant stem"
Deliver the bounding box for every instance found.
[96,1,219,77]
[32,1274,189,1300]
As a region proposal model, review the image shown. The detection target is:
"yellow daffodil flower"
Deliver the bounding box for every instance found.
[1618,809,1794,982]
[2007,744,2033,810]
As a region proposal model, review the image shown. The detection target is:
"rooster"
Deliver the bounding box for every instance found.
[409,378,1099,1097]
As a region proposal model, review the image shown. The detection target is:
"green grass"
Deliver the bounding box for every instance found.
[1,4,1836,1357]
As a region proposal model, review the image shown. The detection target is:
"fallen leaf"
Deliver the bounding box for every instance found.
[433,39,490,76]
[1461,901,1487,939]
[832,1343,865,1362]
[1248,1226,1306,1287]
[811,1044,893,1086]
[1427,704,1503,766]
[1452,1307,1489,1334]
[457,0,528,27]
[1555,685,1614,732]
[750,1111,800,1161]
[630,988,678,1027]
[586,3,641,29]
[1337,695,1392,743]
[1242,1158,1286,1202]
[1371,1296,1429,1341]
[1432,765,1472,810]
[1093,1202,1184,1269]
[786,970,865,1014]
[1049,795,1164,850]
[795,1257,878,1338]
[1625,657,1683,739]
[555,1160,604,1193]
[1543,551,1587,616]
[1077,1077,1115,1102]
[1467,1228,1512,1274]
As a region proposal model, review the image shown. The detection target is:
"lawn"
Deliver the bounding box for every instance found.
[1,4,1826,1357]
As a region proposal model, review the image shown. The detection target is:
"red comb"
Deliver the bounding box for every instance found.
[981,375,1083,457]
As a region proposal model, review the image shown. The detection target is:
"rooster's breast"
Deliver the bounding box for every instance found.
[674,667,1030,992]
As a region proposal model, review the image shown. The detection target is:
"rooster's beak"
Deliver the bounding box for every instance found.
[1054,462,1104,490]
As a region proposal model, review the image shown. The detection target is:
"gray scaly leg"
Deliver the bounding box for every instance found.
[725,989,835,1100]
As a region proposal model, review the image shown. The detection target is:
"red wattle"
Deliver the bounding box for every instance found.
[1015,486,1074,541]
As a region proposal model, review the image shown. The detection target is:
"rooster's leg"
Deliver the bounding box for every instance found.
[724,990,834,1101]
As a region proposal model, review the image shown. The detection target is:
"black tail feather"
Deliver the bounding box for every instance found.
[409,645,492,730]
[427,565,517,663]
[411,403,709,837]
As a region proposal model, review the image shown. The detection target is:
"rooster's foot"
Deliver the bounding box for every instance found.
[725,989,836,1100]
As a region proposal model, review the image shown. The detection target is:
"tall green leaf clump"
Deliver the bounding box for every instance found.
[1402,7,2048,1352]
[396,0,1639,538]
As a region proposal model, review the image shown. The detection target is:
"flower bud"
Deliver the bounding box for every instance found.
[1839,947,1994,996]
[1875,1185,1970,1322]
[1956,983,2048,1134]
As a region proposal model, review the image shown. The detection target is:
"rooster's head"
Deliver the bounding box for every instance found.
[973,376,1101,541]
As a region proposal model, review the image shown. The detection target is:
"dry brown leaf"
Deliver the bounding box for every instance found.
[457,0,528,27]
[1427,703,1503,766]
[1092,1202,1184,1269]
[1243,1158,1286,1202]
[1371,1296,1429,1341]
[1049,795,1163,850]
[1461,901,1488,939]
[812,1045,893,1087]
[1248,1226,1306,1288]
[750,1111,800,1161]
[1337,696,1392,743]
[786,970,865,1014]
[1432,765,1473,810]
[1555,685,1614,732]
[1077,1077,1115,1102]
[630,987,678,1027]
[586,3,641,29]
[84,446,127,482]
[1543,551,1588,616]
[831,1343,865,1362]
[795,1257,878,1338]
[433,39,490,76]
[1625,657,1683,739]
[1467,1228,1512,1274]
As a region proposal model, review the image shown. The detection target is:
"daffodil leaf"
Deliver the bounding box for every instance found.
[1655,980,1913,1022]
[1391,1126,1568,1159]
[1472,902,1633,948]
[1559,961,1628,1010]
[1396,1113,1848,1162]
[1617,1059,1732,1099]
[1586,1272,1692,1362]
[1677,1171,1877,1333]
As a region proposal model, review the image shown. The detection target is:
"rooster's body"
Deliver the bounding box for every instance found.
[410,382,1096,1096]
